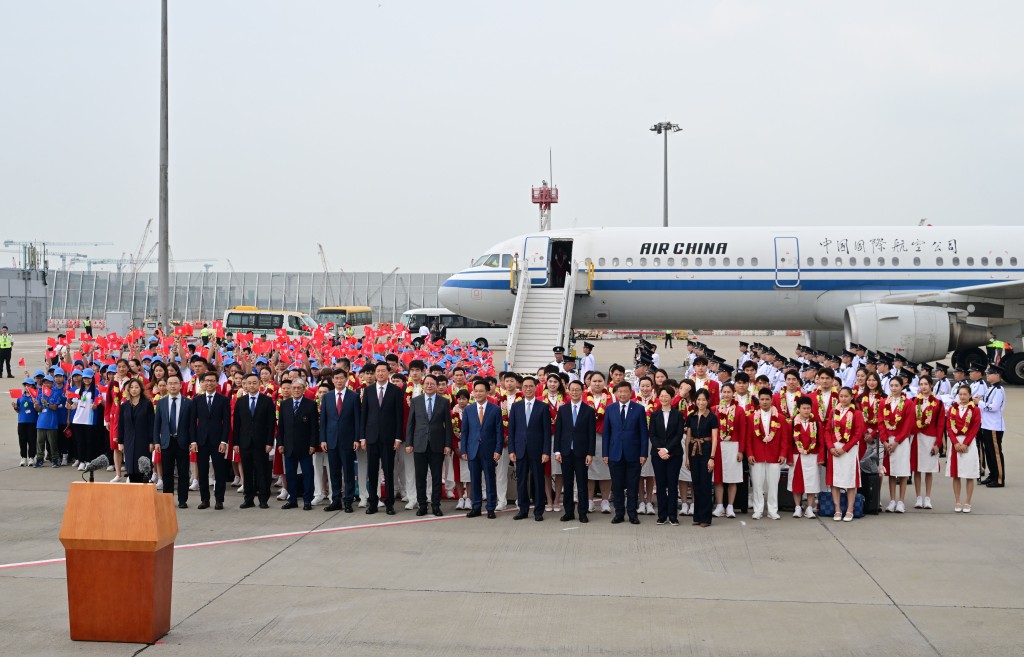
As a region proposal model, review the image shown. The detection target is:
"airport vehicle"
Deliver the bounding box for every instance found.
[222,306,317,338]
[438,227,1024,382]
[315,306,373,335]
[399,307,508,349]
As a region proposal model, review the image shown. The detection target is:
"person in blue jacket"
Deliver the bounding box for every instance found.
[34,375,64,467]
[13,378,38,466]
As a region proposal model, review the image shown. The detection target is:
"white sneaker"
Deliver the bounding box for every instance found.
[237,486,245,495]
[680,502,690,515]
[637,503,645,515]
[72,460,80,467]
[895,501,906,513]
[914,496,924,509]
[63,455,70,465]
[273,476,283,489]
[106,465,115,472]
[456,498,466,510]
[712,504,725,517]
[726,505,736,518]
[588,500,595,513]
[19,458,27,467]
[885,500,897,513]
[150,473,158,483]
[495,502,507,512]
[793,505,803,518]
[924,497,933,509]
[768,512,781,520]
[751,511,763,520]
[312,495,325,506]
[277,489,289,501]
[231,476,241,486]
[646,502,655,515]
[954,503,963,513]
[77,463,86,472]
[358,498,367,508]
[601,500,611,514]
[110,475,124,483]
[401,494,410,503]
[155,479,163,488]
[405,499,417,510]
[189,479,200,491]
[804,506,816,519]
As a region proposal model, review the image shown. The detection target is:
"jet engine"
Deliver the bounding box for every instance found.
[844,303,989,363]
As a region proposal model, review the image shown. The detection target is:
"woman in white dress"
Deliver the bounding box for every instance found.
[673,380,696,515]
[945,385,981,513]
[826,387,865,522]
[912,376,945,509]
[585,373,612,514]
[636,376,658,515]
[543,374,567,513]
[881,376,916,513]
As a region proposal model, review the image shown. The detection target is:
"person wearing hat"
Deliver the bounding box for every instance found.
[561,355,580,384]
[932,364,952,399]
[978,365,1006,488]
[34,375,63,467]
[13,377,38,466]
[839,351,857,389]
[67,368,103,470]
[580,342,596,378]
[550,346,565,368]
[736,341,751,369]
[716,363,734,387]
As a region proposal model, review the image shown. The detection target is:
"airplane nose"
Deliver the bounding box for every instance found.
[438,278,461,312]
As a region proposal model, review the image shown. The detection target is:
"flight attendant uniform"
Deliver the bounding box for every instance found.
[713,400,747,485]
[946,401,980,480]
[787,416,822,503]
[826,405,865,489]
[638,395,658,479]
[913,394,945,475]
[584,390,611,482]
[859,391,882,461]
[546,392,566,478]
[880,394,914,478]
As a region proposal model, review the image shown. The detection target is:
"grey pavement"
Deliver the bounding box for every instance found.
[0,333,1020,656]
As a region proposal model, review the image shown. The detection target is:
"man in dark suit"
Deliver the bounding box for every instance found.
[554,380,597,523]
[603,381,649,524]
[191,371,231,510]
[461,380,503,518]
[233,372,276,509]
[278,378,319,510]
[361,361,405,515]
[152,374,194,509]
[404,374,453,516]
[507,376,550,521]
[320,369,360,513]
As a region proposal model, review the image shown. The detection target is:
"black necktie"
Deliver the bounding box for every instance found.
[294,399,299,414]
[169,398,177,434]
[207,395,213,410]
[621,403,627,422]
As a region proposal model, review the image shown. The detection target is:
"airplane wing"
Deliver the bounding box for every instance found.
[879,279,1024,305]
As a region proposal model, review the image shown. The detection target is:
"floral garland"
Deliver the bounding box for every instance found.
[860,393,880,424]
[882,395,906,432]
[813,389,834,423]
[716,403,736,440]
[584,391,608,419]
[833,407,854,443]
[948,402,974,437]
[794,417,817,452]
[753,409,781,443]
[915,395,938,430]
[780,391,799,420]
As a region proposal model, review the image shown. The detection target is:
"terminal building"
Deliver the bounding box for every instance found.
[42,270,453,331]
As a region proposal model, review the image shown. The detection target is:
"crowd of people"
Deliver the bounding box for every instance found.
[7,323,1008,524]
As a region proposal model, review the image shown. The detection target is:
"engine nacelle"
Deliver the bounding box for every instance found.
[844,303,989,363]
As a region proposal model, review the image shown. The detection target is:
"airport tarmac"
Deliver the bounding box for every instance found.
[0,333,1021,657]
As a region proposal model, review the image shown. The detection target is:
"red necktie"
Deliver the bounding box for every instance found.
[336,391,342,415]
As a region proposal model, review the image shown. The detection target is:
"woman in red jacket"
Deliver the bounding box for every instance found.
[945,385,981,513]
[826,387,865,522]
[712,383,747,518]
[859,372,884,462]
[881,376,916,513]
[912,376,945,510]
[788,396,822,518]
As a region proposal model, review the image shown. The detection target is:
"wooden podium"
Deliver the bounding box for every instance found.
[59,482,179,643]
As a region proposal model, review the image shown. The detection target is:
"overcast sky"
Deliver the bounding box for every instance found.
[2,1,1022,273]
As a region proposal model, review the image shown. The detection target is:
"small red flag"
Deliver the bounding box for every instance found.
[9,389,22,399]
[66,330,76,340]
[275,328,287,338]
[17,358,25,367]
[212,320,223,329]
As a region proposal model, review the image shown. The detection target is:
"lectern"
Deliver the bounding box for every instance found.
[59,482,178,643]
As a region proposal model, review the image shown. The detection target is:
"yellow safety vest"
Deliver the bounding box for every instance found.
[0,335,11,348]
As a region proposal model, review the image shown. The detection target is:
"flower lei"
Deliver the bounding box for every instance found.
[882,395,905,432]
[813,389,834,423]
[780,391,799,420]
[833,407,854,443]
[915,395,937,430]
[794,417,817,452]
[949,402,973,437]
[716,403,736,440]
[753,409,781,443]
[860,393,880,423]
[584,391,608,419]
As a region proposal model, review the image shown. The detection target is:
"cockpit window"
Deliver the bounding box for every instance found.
[473,254,501,268]
[501,254,512,268]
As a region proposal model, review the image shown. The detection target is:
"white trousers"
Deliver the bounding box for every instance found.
[494,448,510,505]
[312,451,331,496]
[356,445,368,499]
[750,462,781,516]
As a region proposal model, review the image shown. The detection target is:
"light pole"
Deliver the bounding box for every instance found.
[649,121,681,227]
[157,0,170,326]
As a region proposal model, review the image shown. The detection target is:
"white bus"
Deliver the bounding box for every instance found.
[400,307,507,349]
[222,306,318,338]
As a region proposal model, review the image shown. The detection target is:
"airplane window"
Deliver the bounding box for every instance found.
[751,257,758,266]
[501,254,513,268]
[737,257,744,266]
[952,257,960,266]
[695,257,703,267]
[863,257,870,266]
[598,257,606,266]
[625,258,634,267]
[981,257,989,266]
[653,258,661,267]
[849,257,856,266]
[681,258,688,267]
[936,257,944,266]
[966,257,974,266]
[723,257,730,266]
[1011,257,1018,266]
[877,257,885,266]
[995,257,1003,266]
[472,254,493,267]
[709,257,717,266]
[913,257,921,266]
[667,257,675,266]
[639,258,647,266]
[892,257,900,266]
[835,257,843,267]
[806,257,814,267]
[612,258,620,266]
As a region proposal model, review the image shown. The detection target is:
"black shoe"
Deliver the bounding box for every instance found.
[215,501,224,510]
[178,502,188,509]
[281,501,298,509]
[197,501,210,510]
[416,507,428,517]
[303,503,312,510]
[656,518,667,525]
[487,510,496,519]
[385,507,396,515]
[513,511,529,520]
[325,502,342,512]
[579,515,589,524]
[986,482,1004,488]
[366,506,378,515]
[629,516,640,525]
[979,478,992,485]
[466,509,481,518]
[611,516,625,524]
[669,518,679,526]
[240,501,255,509]
[432,508,443,517]
[259,502,270,509]
[534,515,544,521]
[560,513,575,522]
[343,504,354,513]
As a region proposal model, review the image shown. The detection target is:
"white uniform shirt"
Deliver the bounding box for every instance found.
[980,385,1005,431]
[580,353,595,377]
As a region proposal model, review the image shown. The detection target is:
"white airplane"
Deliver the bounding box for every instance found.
[437,226,1024,383]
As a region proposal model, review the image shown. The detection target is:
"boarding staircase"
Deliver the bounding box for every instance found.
[505,259,592,372]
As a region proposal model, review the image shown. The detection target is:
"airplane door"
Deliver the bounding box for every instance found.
[523,236,550,287]
[774,237,800,288]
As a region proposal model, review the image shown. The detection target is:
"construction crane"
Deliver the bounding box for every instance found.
[68,256,132,272]
[0,249,88,270]
[3,240,114,270]
[226,258,236,273]
[133,242,216,272]
[129,219,154,275]
[317,243,338,305]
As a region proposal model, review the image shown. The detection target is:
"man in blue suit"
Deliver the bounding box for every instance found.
[320,370,361,513]
[603,381,649,524]
[153,374,195,509]
[507,376,551,521]
[461,380,503,518]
